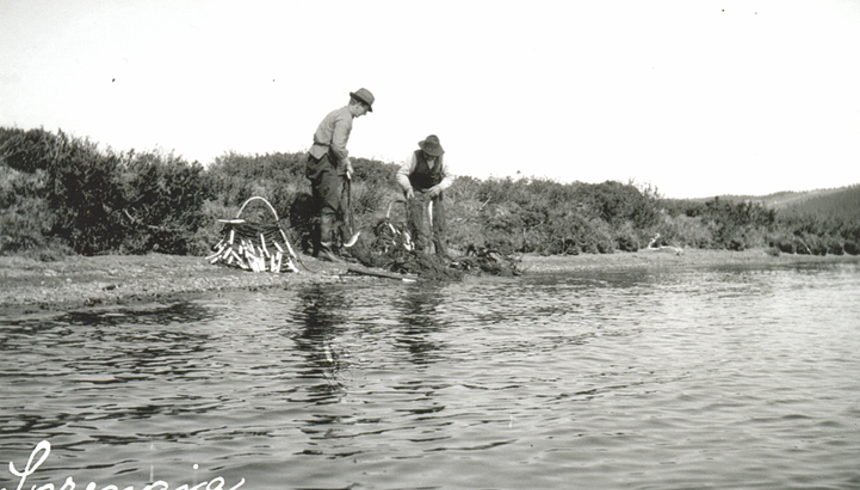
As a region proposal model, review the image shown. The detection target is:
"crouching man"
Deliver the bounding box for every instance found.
[396,134,454,258]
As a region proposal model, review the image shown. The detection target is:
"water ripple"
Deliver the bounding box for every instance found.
[2,264,859,489]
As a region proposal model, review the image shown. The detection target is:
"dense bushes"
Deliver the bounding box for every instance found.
[1,128,208,255]
[456,177,661,255]
[0,163,61,256]
[1,128,122,254]
[116,150,210,254]
[1,126,858,259]
[660,193,860,255]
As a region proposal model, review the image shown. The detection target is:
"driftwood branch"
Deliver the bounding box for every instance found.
[347,265,417,282]
[122,208,186,232]
[644,233,685,255]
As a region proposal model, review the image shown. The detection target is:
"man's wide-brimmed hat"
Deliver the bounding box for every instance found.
[418,134,444,157]
[350,88,375,111]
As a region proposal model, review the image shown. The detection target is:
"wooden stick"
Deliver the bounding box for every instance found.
[260,233,269,258]
[279,229,298,259]
[283,239,297,260]
[206,244,225,261]
[347,265,417,282]
[236,256,249,270]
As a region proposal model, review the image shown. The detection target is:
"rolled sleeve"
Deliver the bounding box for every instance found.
[397,153,417,191]
[437,158,454,191]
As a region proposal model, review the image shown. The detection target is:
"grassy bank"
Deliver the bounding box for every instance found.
[2,249,857,316]
[3,127,859,262]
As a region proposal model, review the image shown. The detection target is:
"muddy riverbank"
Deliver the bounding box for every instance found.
[1,249,856,315]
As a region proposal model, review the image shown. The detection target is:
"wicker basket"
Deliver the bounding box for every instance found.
[207,196,300,273]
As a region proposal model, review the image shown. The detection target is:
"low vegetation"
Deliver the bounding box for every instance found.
[2,126,858,260]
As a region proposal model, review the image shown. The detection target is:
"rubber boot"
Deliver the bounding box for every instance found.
[317,211,342,262]
[433,236,451,260]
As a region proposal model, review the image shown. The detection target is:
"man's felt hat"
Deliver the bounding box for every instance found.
[350,88,375,111]
[418,134,444,157]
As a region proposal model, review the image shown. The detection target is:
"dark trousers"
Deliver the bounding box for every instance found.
[406,191,447,256]
[306,154,345,254]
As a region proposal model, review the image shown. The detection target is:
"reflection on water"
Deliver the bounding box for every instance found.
[292,284,350,403]
[396,284,447,365]
[2,263,860,489]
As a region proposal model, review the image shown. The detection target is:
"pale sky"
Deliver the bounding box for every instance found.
[2,0,859,198]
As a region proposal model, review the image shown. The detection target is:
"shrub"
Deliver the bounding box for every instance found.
[581,180,662,229]
[0,127,64,173]
[480,201,528,254]
[698,197,776,250]
[544,210,607,255]
[826,237,844,255]
[659,213,712,249]
[116,150,211,255]
[206,151,309,209]
[444,176,485,252]
[0,195,55,254]
[39,133,124,255]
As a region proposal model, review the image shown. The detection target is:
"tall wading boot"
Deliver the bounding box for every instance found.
[317,211,342,263]
[409,196,430,254]
[433,236,451,260]
[430,193,451,260]
[310,217,321,257]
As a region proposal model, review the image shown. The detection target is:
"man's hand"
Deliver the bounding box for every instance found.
[405,187,415,199]
[427,185,442,198]
[345,159,354,180]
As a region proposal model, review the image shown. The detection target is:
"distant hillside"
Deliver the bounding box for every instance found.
[685,185,860,216]
[748,187,858,210]
[776,185,860,221]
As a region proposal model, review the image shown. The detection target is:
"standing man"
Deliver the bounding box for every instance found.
[397,134,454,258]
[305,88,374,261]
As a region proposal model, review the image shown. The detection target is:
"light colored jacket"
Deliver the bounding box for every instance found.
[309,106,353,167]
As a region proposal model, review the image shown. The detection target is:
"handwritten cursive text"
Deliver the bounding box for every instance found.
[3,440,245,490]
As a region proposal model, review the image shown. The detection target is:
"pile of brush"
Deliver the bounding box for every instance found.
[458,244,522,277]
[347,216,521,280]
[345,217,456,280]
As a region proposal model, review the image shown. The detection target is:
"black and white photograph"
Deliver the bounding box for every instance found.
[2,1,859,489]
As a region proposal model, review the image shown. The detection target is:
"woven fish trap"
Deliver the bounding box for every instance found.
[207,196,300,273]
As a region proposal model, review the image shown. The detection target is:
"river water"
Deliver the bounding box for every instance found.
[1,262,859,490]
